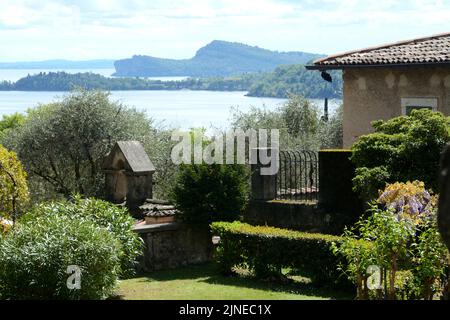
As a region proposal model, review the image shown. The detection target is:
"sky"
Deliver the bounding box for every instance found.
[0,0,449,62]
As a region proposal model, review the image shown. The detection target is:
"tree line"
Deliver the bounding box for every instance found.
[0,66,343,99]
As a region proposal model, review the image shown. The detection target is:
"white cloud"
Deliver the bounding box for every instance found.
[0,0,449,61]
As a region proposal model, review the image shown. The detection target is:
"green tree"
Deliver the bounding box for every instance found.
[3,89,155,200]
[319,104,343,149]
[0,113,26,142]
[0,145,29,222]
[351,109,450,200]
[171,163,249,224]
[231,95,343,150]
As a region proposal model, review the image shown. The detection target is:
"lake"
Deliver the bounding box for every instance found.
[0,68,341,130]
[0,90,342,130]
[0,68,187,82]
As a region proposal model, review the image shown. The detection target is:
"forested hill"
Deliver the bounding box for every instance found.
[0,72,256,92]
[246,64,342,99]
[113,40,323,77]
[0,66,342,99]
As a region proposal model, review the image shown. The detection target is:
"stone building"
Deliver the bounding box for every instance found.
[307,32,450,148]
[102,141,155,210]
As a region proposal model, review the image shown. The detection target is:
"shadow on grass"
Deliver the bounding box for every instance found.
[134,263,354,300]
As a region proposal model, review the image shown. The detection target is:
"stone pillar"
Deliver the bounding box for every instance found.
[250,147,278,201]
[318,150,362,217]
[438,144,450,250]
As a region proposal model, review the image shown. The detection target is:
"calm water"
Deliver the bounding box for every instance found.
[0,68,341,130]
[0,90,341,130]
[0,68,188,82]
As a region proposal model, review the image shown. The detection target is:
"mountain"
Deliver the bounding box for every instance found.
[0,59,115,69]
[113,40,324,77]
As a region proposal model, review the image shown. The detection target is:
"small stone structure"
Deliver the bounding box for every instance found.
[102,141,155,211]
[101,141,212,272]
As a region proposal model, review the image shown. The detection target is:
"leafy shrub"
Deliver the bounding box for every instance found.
[0,215,121,299]
[351,109,450,200]
[172,164,249,224]
[22,196,143,278]
[334,181,449,300]
[210,221,352,287]
[352,166,391,202]
[411,219,449,300]
[0,144,29,222]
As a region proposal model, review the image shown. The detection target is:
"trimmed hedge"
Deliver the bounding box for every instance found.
[210,221,351,288]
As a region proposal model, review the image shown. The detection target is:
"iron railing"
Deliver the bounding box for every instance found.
[275,150,319,202]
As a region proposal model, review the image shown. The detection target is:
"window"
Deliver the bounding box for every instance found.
[401,98,438,116]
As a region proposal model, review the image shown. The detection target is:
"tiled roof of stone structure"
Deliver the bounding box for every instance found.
[103,141,155,173]
[140,200,177,217]
[116,141,155,173]
[309,32,450,69]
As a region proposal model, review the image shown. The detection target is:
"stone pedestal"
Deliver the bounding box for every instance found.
[250,148,278,201]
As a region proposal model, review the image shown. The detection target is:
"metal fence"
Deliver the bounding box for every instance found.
[275,150,319,202]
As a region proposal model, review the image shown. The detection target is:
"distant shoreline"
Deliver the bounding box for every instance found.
[0,69,343,100]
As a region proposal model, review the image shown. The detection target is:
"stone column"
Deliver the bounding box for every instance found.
[318,150,362,217]
[250,147,278,201]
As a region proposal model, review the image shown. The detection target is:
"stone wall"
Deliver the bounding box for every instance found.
[244,200,356,235]
[343,66,450,147]
[134,222,213,272]
[245,149,363,235]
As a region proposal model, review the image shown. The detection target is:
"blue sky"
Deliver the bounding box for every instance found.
[0,0,449,62]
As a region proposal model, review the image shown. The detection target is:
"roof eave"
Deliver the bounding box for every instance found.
[306,62,450,71]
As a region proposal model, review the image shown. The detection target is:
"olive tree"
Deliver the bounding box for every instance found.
[3,89,156,200]
[230,94,342,150]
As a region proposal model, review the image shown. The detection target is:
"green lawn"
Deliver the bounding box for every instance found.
[115,264,352,300]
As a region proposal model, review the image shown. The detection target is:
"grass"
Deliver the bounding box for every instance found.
[115,263,353,300]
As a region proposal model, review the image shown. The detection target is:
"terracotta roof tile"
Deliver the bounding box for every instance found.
[313,32,450,68]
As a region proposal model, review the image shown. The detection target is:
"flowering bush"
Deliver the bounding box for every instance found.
[334,181,449,300]
[0,218,12,235]
[0,144,29,222]
[377,181,437,225]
